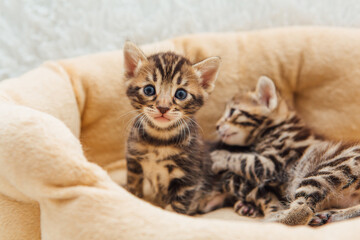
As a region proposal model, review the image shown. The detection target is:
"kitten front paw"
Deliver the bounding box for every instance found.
[267,203,314,225]
[211,150,230,173]
[309,212,332,227]
[234,200,261,217]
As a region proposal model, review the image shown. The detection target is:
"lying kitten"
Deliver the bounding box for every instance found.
[123,42,226,215]
[212,76,360,226]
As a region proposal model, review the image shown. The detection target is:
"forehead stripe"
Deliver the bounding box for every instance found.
[171,58,186,79]
[176,75,182,85]
[152,69,157,82]
[162,55,177,80]
[160,54,173,79]
[153,55,165,78]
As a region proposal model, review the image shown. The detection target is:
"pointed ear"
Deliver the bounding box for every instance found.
[255,76,278,111]
[193,56,221,93]
[123,41,148,78]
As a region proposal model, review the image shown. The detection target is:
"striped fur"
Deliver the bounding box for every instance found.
[123,42,224,215]
[211,76,360,225]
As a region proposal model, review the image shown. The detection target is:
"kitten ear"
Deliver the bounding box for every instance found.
[123,41,148,78]
[255,76,278,111]
[193,57,221,93]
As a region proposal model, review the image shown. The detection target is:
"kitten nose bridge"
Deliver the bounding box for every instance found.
[156,93,171,114]
[156,97,170,106]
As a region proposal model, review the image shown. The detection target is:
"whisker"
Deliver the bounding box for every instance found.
[138,114,148,137]
[175,118,182,144]
[180,119,187,143]
[179,118,187,144]
[118,110,140,121]
[124,119,136,133]
[125,113,139,130]
[135,114,145,130]
[180,118,191,143]
[125,112,144,133]
[184,116,204,136]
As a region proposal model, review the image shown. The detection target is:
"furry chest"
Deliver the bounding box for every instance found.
[140,148,185,202]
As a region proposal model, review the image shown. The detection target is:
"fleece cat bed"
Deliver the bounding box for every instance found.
[1,27,360,239]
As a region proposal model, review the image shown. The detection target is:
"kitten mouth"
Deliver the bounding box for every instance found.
[154,116,171,123]
[221,132,238,139]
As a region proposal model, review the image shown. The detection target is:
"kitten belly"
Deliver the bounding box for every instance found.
[140,149,185,206]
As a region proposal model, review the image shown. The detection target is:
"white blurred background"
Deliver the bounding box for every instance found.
[1,0,360,80]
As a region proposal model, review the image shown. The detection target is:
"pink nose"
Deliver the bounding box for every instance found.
[157,107,170,114]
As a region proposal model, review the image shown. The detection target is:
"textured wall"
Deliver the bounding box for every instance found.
[1,0,360,80]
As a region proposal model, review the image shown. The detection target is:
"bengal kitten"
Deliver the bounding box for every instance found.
[123,42,226,215]
[211,76,360,226]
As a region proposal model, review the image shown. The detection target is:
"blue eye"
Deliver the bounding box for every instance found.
[175,89,187,100]
[143,85,156,96]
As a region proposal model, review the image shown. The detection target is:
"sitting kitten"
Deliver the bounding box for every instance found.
[212,76,360,226]
[123,42,226,215]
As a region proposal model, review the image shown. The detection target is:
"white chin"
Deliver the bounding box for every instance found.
[152,117,173,126]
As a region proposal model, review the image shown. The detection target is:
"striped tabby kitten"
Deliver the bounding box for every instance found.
[211,76,360,226]
[123,42,225,215]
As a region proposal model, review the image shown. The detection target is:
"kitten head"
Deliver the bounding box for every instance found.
[123,41,221,128]
[216,76,280,146]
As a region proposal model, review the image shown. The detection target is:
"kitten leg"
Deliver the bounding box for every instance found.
[309,204,360,226]
[211,150,281,184]
[234,200,261,217]
[166,177,199,215]
[308,211,333,226]
[279,158,360,226]
[211,150,233,173]
[234,187,262,217]
[268,175,331,225]
[220,172,283,218]
[219,172,253,199]
[265,199,314,225]
[235,187,283,218]
[198,192,229,213]
[251,190,284,218]
[126,158,144,198]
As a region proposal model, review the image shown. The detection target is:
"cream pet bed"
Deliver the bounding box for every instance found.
[1,27,360,239]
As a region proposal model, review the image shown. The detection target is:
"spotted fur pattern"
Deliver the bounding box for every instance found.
[123,42,225,215]
[211,76,360,225]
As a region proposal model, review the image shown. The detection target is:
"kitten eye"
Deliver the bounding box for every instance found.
[229,108,235,117]
[175,89,187,100]
[143,85,156,96]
